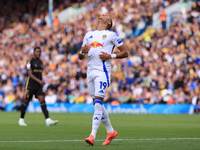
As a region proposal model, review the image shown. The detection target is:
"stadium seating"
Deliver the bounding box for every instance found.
[0,0,200,107]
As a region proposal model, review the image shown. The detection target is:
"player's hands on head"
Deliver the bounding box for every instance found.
[39,80,46,86]
[99,51,111,61]
[82,44,91,53]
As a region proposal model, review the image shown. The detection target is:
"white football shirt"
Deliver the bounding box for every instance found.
[82,30,123,72]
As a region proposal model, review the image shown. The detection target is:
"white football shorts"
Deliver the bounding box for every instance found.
[87,68,111,99]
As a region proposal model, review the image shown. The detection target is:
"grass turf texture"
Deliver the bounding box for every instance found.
[0,112,200,150]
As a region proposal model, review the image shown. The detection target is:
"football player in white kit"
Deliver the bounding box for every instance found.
[78,14,128,146]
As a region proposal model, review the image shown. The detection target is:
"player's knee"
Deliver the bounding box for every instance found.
[23,99,30,104]
[22,99,30,106]
[40,101,46,105]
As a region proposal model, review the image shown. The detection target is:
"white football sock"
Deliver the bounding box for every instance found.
[101,105,114,133]
[46,118,51,123]
[91,103,102,139]
[19,118,24,122]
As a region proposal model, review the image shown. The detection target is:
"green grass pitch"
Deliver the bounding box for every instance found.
[0,112,200,150]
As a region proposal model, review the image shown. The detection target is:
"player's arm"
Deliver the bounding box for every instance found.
[78,44,91,60]
[112,44,128,58]
[27,70,45,86]
[78,33,91,60]
[99,44,128,61]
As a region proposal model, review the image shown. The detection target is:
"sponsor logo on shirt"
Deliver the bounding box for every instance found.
[90,41,104,48]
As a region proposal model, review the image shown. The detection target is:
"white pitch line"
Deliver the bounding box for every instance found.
[0,138,200,143]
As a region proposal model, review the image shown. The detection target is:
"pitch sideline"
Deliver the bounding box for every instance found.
[0,138,200,143]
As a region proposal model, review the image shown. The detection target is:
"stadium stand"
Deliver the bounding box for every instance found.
[0,0,200,109]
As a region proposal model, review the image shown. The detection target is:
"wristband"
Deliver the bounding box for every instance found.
[80,50,85,55]
[111,54,117,59]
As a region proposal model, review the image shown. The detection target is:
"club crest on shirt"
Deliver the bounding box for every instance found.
[102,35,107,39]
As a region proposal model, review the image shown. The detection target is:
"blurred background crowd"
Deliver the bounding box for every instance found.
[0,0,200,110]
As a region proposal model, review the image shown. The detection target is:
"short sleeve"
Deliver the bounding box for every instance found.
[111,32,123,47]
[82,32,88,47]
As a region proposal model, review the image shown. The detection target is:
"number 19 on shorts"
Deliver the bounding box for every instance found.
[100,81,107,89]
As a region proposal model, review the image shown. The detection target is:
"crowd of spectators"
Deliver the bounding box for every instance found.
[0,0,200,110]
